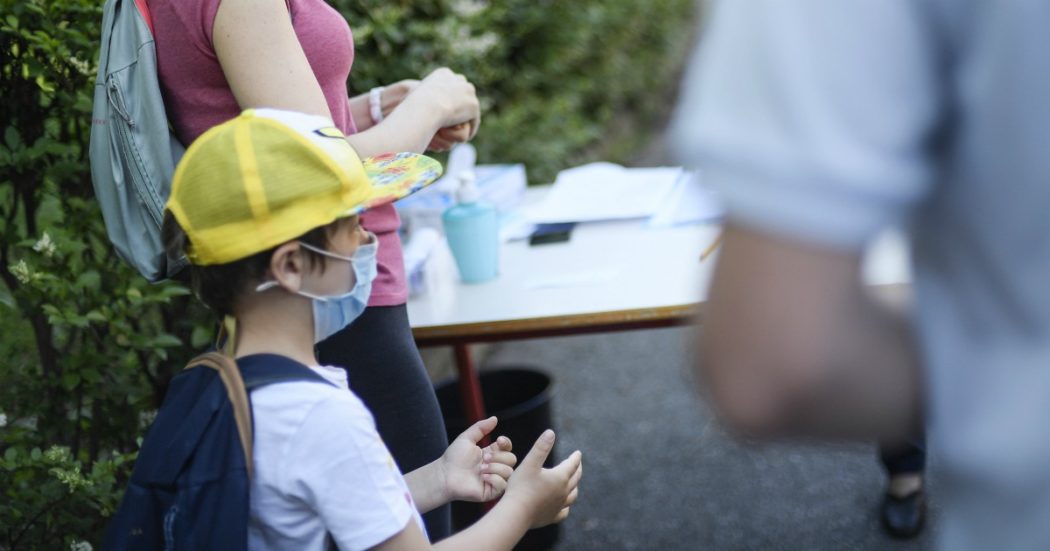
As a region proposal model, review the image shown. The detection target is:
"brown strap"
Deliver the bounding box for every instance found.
[185,352,254,479]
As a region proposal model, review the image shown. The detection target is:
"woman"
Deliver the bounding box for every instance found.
[150,0,482,538]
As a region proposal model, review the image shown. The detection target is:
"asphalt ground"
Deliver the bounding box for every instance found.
[478,327,937,550]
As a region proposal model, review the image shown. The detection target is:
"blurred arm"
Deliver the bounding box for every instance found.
[671,1,944,441]
[701,223,921,440]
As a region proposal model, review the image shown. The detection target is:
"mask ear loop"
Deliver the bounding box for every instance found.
[255,280,333,302]
[215,315,238,356]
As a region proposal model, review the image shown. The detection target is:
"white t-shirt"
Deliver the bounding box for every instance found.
[247,363,427,550]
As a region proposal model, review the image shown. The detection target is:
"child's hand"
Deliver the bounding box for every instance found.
[503,429,583,528]
[438,416,517,503]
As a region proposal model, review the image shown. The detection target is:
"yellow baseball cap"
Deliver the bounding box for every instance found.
[166,108,443,265]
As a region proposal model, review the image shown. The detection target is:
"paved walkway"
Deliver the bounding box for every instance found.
[480,327,937,550]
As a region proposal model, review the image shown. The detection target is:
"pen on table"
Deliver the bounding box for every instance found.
[699,232,722,262]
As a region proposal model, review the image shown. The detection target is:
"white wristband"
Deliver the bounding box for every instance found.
[369,86,386,125]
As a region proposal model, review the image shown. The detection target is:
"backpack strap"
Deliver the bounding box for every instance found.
[184,352,255,477]
[183,352,338,479]
[237,354,338,391]
[132,0,155,35]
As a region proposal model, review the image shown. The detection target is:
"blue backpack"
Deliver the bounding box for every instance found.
[103,353,336,550]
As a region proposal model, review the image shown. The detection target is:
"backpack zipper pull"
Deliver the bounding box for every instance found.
[107,79,137,127]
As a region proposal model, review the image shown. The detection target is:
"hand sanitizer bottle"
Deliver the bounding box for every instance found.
[442,171,499,283]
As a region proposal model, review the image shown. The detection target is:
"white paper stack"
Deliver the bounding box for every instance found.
[647,171,723,227]
[527,163,682,224]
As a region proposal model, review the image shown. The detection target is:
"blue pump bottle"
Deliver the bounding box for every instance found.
[442,171,499,283]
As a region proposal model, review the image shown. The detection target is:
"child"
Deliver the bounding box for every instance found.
[162,108,583,550]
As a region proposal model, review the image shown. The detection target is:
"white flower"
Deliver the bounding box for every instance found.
[0,413,6,427]
[139,409,158,428]
[451,0,487,18]
[10,260,31,284]
[68,57,94,77]
[457,31,499,57]
[70,540,93,551]
[33,232,56,258]
[435,20,467,47]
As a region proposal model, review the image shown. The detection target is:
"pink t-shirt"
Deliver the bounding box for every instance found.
[152,0,407,306]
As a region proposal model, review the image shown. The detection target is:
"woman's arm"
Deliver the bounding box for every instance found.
[350,81,417,133]
[351,82,473,151]
[212,0,479,156]
[347,69,477,155]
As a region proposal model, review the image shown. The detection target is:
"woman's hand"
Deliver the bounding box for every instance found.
[439,417,517,503]
[427,122,472,152]
[376,79,474,152]
[413,68,481,142]
[344,68,480,156]
[502,430,582,528]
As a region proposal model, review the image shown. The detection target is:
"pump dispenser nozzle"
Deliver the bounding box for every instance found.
[456,170,480,204]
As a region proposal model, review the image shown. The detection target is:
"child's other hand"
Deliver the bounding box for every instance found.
[439,416,517,503]
[503,430,583,528]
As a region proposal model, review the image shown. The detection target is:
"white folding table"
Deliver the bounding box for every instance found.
[408,186,911,427]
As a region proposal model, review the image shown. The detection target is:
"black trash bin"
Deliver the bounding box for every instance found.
[435,368,560,551]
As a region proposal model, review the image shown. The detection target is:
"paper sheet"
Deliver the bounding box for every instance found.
[528,163,682,224]
[647,171,724,228]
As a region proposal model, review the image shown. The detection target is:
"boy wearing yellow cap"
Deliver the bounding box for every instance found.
[162,108,582,550]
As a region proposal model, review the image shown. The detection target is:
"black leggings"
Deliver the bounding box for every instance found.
[317,304,451,540]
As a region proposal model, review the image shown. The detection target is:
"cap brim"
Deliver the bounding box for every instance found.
[344,152,443,216]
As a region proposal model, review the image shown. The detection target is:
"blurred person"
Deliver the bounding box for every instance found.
[150,0,480,537]
[879,437,927,539]
[672,1,1050,548]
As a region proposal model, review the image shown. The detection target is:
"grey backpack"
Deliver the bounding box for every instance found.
[90,0,187,281]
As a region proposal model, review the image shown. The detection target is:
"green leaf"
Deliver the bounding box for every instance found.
[160,285,191,298]
[61,372,80,390]
[30,448,41,461]
[126,287,142,305]
[85,310,106,323]
[41,304,63,323]
[81,368,101,384]
[4,448,17,462]
[75,270,100,291]
[35,74,55,94]
[152,334,182,348]
[4,126,21,151]
[191,325,213,348]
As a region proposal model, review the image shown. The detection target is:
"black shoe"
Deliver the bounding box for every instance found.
[880,489,926,539]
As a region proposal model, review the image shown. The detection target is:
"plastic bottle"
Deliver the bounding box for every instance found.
[442,171,499,283]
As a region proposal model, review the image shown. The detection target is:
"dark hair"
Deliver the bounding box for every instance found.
[162,212,351,317]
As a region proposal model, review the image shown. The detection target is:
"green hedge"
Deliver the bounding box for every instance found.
[0,0,696,546]
[334,0,698,182]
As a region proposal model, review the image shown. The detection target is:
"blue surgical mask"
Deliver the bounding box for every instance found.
[256,233,379,343]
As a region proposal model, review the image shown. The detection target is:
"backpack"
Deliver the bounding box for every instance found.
[103,353,337,550]
[90,0,187,282]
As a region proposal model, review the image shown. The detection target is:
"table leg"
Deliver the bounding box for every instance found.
[454,343,488,429]
[453,344,497,513]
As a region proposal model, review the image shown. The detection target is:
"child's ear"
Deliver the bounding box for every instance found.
[269,242,305,292]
